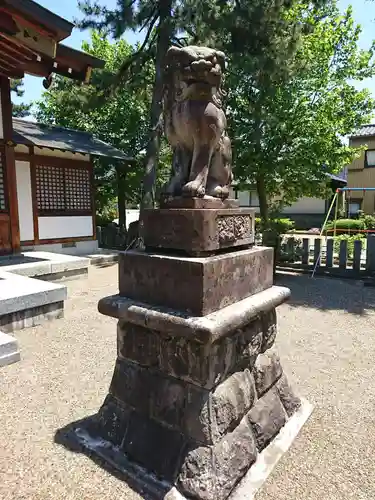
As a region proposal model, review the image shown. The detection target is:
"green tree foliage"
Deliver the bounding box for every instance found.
[35,32,168,223]
[77,0,334,215]
[11,79,31,117]
[207,3,375,224]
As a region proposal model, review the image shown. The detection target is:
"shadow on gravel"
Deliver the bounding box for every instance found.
[55,417,158,500]
[276,272,375,315]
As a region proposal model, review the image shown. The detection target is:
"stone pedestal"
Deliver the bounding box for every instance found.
[142,206,255,255]
[76,203,308,500]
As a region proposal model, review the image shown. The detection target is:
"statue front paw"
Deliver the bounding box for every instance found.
[206,184,229,200]
[182,180,205,198]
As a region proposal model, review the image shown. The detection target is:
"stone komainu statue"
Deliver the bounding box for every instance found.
[162,45,233,200]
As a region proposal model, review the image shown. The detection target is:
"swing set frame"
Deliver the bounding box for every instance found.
[311,187,375,278]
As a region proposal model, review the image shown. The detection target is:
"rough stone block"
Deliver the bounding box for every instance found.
[211,369,257,439]
[247,388,287,451]
[151,376,186,428]
[109,359,153,414]
[95,395,130,446]
[142,207,255,255]
[261,309,277,352]
[183,386,211,444]
[184,370,257,444]
[118,246,273,316]
[276,374,302,417]
[233,318,263,372]
[117,319,229,389]
[159,334,208,384]
[122,412,186,481]
[178,416,257,500]
[117,321,160,368]
[116,317,265,390]
[158,320,263,389]
[253,352,283,397]
[110,359,189,428]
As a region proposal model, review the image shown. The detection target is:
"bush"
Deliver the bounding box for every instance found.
[358,211,375,230]
[333,233,366,259]
[96,206,118,227]
[255,217,295,235]
[324,218,366,235]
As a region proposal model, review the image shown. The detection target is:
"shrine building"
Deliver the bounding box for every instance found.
[0,0,129,256]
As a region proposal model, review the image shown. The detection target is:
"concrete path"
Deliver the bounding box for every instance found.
[1,264,375,500]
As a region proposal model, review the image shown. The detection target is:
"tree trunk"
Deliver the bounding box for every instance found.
[141,0,173,210]
[256,173,269,226]
[256,173,277,277]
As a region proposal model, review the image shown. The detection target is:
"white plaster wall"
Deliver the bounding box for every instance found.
[33,147,90,161]
[0,87,3,139]
[15,160,34,241]
[234,190,325,214]
[236,190,260,209]
[38,216,93,240]
[14,144,30,154]
[283,197,326,214]
[237,191,250,206]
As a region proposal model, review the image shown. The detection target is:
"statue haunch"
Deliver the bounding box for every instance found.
[162,45,233,200]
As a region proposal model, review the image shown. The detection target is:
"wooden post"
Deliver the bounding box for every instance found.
[339,240,347,270]
[302,238,309,265]
[314,239,321,268]
[29,146,39,244]
[366,235,375,274]
[326,239,334,268]
[89,156,97,242]
[353,239,362,273]
[0,76,20,253]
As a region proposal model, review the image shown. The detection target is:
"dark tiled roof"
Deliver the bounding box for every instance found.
[350,124,375,138]
[12,119,132,161]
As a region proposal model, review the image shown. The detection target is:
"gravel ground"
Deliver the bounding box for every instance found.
[1,265,375,500]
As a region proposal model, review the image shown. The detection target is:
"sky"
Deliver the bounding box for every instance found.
[13,0,375,113]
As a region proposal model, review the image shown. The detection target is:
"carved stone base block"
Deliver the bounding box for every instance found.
[141,207,255,255]
[118,246,273,316]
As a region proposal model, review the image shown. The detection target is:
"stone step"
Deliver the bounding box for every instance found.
[0,331,20,367]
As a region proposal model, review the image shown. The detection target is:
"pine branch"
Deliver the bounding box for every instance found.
[138,6,158,33]
[115,12,158,85]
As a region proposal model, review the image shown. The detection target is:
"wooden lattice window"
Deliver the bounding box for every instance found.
[35,164,92,215]
[65,168,92,211]
[0,152,7,212]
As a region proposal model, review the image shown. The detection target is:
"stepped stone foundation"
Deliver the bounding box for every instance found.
[75,202,309,499]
